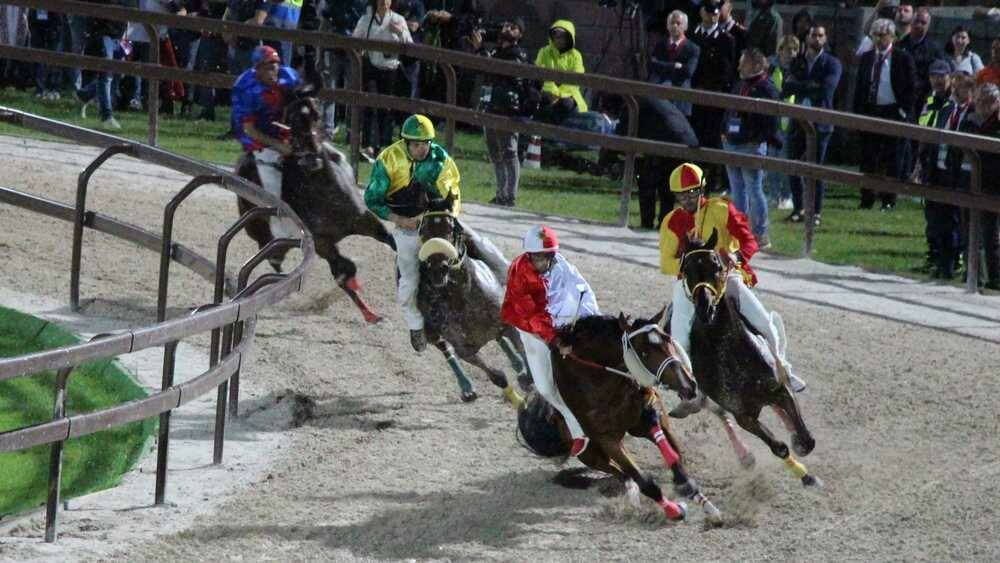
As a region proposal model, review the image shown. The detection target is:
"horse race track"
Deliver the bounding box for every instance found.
[1,137,999,561]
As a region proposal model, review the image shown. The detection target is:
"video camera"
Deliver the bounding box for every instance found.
[459,16,504,43]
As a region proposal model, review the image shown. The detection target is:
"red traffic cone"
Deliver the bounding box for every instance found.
[523,135,542,170]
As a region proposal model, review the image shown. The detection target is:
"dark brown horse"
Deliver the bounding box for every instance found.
[415,194,529,407]
[518,312,723,523]
[235,95,394,323]
[678,230,821,487]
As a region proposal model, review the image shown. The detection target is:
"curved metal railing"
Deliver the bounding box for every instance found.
[0,107,316,542]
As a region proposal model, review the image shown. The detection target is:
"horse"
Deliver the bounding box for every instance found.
[414,193,529,408]
[235,93,395,324]
[676,229,821,487]
[517,311,723,523]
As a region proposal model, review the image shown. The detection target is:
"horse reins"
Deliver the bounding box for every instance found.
[679,248,729,307]
[564,324,685,388]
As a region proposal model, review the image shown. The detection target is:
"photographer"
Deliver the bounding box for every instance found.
[420,0,483,105]
[316,0,367,140]
[471,17,533,207]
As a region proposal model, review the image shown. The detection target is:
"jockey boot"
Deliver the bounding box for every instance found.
[569,436,589,457]
[409,329,427,352]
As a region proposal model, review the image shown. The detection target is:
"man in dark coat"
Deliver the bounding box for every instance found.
[853,18,917,210]
[690,0,736,190]
[648,9,700,117]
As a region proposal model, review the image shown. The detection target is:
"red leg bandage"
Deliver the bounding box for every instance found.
[650,425,680,467]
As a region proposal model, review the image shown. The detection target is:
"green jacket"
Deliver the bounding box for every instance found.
[364,139,461,219]
[534,19,588,113]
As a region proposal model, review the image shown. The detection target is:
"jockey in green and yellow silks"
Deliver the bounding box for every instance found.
[364,114,461,352]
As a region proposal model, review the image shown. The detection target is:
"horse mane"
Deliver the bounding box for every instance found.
[557,315,621,344]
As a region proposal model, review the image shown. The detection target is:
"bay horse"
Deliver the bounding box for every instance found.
[415,193,529,407]
[517,312,723,523]
[677,230,821,487]
[235,94,395,323]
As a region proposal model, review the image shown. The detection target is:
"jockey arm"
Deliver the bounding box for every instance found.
[243,121,292,156]
[364,157,420,229]
[435,155,461,216]
[500,256,559,343]
[725,201,758,262]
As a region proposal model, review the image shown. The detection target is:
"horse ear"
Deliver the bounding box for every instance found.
[650,306,665,327]
[706,228,718,249]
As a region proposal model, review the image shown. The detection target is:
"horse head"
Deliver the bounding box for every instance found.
[417,192,463,288]
[283,91,323,165]
[618,310,697,401]
[680,228,727,324]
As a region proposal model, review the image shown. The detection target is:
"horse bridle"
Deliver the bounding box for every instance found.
[418,211,466,270]
[621,324,687,388]
[565,323,684,389]
[679,248,729,307]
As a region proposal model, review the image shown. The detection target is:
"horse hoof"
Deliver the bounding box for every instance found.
[801,474,823,488]
[362,312,382,324]
[665,501,687,522]
[739,452,756,469]
[703,501,723,523]
[460,390,479,403]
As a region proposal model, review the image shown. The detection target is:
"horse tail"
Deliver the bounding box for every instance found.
[516,392,570,459]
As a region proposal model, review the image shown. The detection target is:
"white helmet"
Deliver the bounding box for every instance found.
[523,225,559,253]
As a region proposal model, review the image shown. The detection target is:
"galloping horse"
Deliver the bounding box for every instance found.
[235,94,395,323]
[518,312,722,523]
[415,193,529,407]
[678,230,821,486]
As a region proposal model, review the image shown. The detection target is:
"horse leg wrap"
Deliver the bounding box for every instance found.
[502,384,525,410]
[445,353,474,395]
[657,497,686,520]
[499,336,527,375]
[784,455,808,479]
[650,425,680,467]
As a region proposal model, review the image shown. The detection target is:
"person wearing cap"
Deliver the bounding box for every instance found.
[231,45,302,236]
[659,163,807,405]
[501,225,600,457]
[471,17,532,207]
[364,114,461,352]
[534,19,588,124]
[690,0,736,190]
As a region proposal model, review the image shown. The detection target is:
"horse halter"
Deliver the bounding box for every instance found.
[621,323,684,388]
[418,211,465,270]
[680,248,729,307]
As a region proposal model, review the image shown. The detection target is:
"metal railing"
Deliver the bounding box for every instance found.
[1,0,998,287]
[0,106,315,542]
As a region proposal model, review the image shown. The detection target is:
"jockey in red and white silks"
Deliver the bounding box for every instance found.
[501,225,599,457]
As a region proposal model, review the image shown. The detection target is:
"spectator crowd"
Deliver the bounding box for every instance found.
[0,0,998,288]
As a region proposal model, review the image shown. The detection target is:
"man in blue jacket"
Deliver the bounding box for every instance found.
[781,25,842,226]
[231,45,302,238]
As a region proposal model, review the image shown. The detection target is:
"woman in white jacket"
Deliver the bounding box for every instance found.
[353,0,412,159]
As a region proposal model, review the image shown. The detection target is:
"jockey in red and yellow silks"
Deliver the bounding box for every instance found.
[501,225,599,458]
[659,188,759,286]
[661,164,806,406]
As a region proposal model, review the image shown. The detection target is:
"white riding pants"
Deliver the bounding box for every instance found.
[254,148,299,240]
[393,228,424,331]
[670,273,791,373]
[518,329,585,440]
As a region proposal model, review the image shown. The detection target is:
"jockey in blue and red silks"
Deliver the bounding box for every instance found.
[501,225,600,457]
[231,45,301,238]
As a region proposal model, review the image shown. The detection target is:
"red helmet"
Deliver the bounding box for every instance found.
[252,45,280,67]
[523,225,559,253]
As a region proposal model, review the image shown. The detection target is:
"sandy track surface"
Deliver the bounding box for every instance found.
[1,137,998,561]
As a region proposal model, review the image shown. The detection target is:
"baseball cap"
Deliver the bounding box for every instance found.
[928,59,952,76]
[701,0,721,14]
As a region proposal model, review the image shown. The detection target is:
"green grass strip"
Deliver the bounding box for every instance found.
[0,306,155,518]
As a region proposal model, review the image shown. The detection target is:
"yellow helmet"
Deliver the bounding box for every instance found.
[669,163,706,193]
[401,114,435,141]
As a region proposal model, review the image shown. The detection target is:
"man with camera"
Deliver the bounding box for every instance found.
[471,17,533,207]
